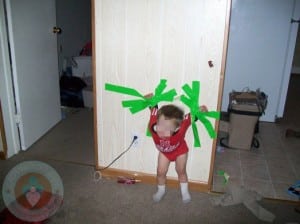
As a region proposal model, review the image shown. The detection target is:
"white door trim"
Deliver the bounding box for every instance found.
[4,0,25,149]
[0,0,20,158]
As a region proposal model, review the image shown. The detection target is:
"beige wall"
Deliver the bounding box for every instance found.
[95,0,229,183]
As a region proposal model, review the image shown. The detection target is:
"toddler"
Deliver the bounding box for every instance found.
[148,101,207,203]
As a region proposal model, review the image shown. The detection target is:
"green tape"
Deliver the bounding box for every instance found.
[105,79,177,114]
[105,80,219,143]
[217,170,230,184]
[105,83,143,97]
[180,81,220,147]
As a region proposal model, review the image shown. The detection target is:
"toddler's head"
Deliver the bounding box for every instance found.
[156,105,184,137]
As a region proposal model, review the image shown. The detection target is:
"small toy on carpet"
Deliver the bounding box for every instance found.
[117,176,141,184]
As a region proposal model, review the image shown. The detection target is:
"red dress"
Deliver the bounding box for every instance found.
[149,107,191,161]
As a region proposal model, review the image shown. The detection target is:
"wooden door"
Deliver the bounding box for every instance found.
[94,0,230,189]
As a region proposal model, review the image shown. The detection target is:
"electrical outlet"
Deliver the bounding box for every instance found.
[132,132,141,147]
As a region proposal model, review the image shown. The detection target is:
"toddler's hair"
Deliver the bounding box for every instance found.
[157,104,184,127]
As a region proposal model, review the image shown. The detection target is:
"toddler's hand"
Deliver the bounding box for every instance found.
[144,93,153,99]
[200,105,208,112]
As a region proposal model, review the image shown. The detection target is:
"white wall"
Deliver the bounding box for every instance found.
[221,0,297,122]
[95,0,229,183]
[56,0,91,74]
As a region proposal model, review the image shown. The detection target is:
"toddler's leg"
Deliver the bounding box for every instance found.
[153,153,170,202]
[176,153,191,203]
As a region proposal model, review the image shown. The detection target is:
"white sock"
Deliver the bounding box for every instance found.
[180,182,191,203]
[153,185,166,202]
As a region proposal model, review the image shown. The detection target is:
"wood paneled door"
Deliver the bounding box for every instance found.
[93,0,231,191]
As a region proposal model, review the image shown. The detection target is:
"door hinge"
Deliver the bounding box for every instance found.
[14,114,21,124]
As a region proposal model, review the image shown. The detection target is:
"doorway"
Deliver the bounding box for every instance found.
[54,0,94,166]
[0,0,93,160]
[212,1,300,201]
[56,0,93,112]
[282,28,300,127]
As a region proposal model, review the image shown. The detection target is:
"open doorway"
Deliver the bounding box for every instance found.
[212,1,300,201]
[281,28,300,128]
[52,0,94,166]
[56,0,93,113]
[0,0,94,162]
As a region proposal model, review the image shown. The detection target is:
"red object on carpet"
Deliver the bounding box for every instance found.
[0,208,46,224]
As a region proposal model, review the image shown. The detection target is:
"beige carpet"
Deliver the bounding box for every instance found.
[0,108,299,223]
[22,108,95,166]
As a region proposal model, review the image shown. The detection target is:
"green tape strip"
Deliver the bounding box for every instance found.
[180,81,220,147]
[105,83,143,97]
[217,170,230,184]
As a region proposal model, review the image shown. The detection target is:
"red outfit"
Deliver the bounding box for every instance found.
[149,107,191,161]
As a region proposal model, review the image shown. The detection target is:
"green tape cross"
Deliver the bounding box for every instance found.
[180,81,220,147]
[105,79,177,114]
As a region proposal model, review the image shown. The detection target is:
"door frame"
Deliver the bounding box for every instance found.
[0,101,8,159]
[277,0,300,118]
[0,0,20,158]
